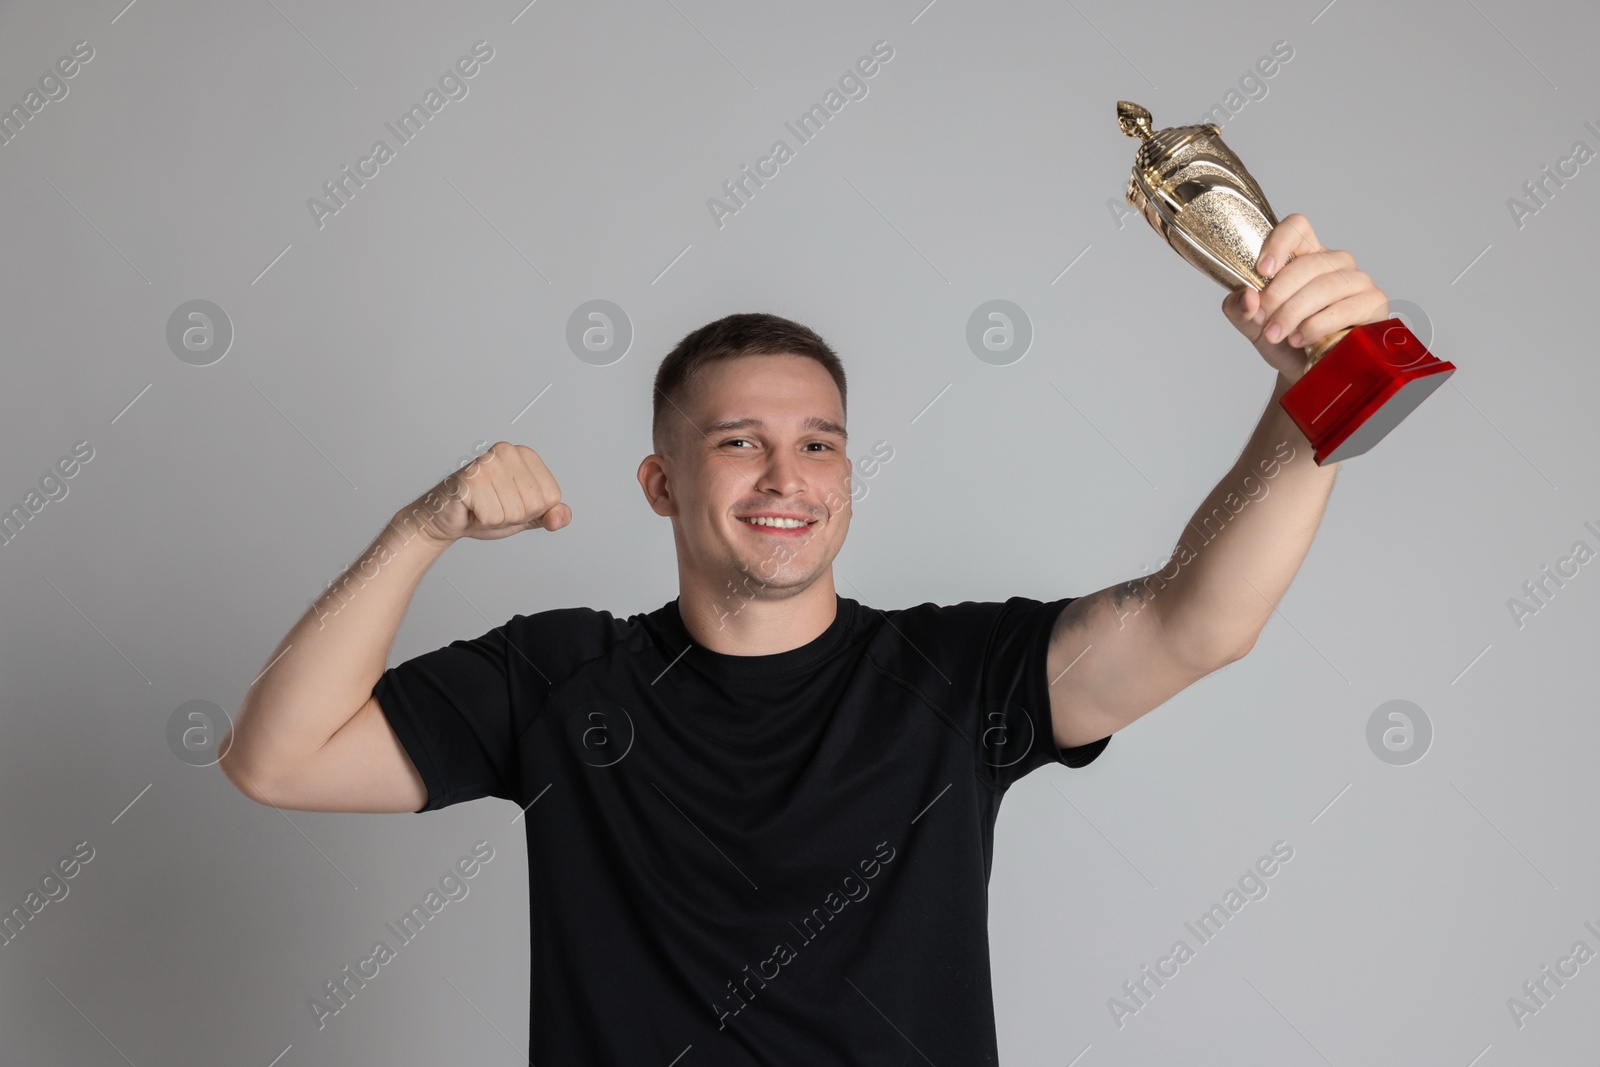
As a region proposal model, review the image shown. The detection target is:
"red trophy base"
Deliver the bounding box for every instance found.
[1280,317,1456,465]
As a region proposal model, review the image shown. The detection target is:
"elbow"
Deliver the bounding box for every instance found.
[1157,602,1257,674]
[1224,630,1259,665]
[1182,630,1256,674]
[1173,635,1254,676]
[216,727,279,807]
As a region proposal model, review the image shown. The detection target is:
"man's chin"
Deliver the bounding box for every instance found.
[733,565,809,593]
[727,554,829,597]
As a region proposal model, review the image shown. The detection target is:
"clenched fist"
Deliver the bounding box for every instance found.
[409,441,571,544]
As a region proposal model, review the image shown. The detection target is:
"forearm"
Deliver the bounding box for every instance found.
[222,497,454,784]
[1149,370,1338,666]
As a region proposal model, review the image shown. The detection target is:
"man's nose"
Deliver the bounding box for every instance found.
[757,450,803,495]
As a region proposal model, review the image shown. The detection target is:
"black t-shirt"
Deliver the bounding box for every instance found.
[373,593,1110,1064]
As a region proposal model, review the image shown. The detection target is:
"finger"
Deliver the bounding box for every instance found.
[477,460,515,528]
[1256,248,1354,324]
[510,447,566,529]
[448,460,489,524]
[1263,264,1372,345]
[523,453,563,520]
[1286,289,1390,349]
[457,442,502,488]
[1256,213,1321,278]
[478,442,528,528]
[454,472,496,528]
[1260,268,1360,344]
[501,445,545,506]
[499,459,543,530]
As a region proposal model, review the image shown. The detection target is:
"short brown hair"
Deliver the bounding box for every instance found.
[651,312,847,455]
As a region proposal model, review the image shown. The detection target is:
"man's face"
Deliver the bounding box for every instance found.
[640,353,852,605]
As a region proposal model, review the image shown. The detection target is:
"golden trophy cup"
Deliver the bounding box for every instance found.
[1116,101,1455,465]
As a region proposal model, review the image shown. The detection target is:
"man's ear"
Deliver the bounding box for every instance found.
[637,453,676,517]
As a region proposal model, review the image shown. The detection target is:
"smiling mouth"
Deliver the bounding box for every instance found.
[737,516,817,535]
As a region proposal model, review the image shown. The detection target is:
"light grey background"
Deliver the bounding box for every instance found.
[2,0,1596,1063]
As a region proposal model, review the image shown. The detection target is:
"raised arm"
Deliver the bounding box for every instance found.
[218,442,571,812]
[1045,214,1388,749]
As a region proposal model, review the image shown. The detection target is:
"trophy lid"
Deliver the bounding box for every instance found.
[1117,100,1221,176]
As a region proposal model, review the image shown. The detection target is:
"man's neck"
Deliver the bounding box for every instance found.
[677,571,839,656]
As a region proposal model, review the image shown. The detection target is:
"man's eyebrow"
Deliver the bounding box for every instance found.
[705,416,848,439]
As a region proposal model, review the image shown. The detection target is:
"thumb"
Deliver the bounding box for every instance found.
[1221,285,1255,324]
[1221,286,1264,340]
[537,502,572,532]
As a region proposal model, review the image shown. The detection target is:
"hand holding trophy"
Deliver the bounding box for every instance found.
[1116,101,1455,465]
[1212,207,1383,385]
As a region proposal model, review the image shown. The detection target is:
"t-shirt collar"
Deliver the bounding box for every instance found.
[656,594,857,680]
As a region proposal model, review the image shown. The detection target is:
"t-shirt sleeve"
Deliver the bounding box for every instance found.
[969,595,1111,792]
[372,607,614,813]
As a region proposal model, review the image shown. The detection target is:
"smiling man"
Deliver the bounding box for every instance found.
[220,214,1385,1064]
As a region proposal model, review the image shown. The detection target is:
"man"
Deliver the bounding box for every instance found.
[220,214,1383,1063]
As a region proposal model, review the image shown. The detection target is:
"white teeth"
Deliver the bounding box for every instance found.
[741,516,808,528]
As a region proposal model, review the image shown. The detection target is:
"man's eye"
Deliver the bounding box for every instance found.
[805,442,832,451]
[722,439,751,448]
